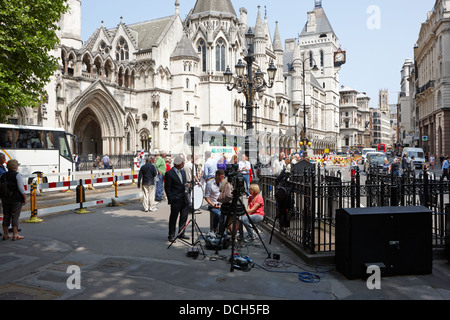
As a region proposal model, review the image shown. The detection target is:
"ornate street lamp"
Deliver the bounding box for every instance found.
[290,57,319,152]
[224,28,277,131]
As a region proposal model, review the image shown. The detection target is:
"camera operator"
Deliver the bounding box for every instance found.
[204,169,225,233]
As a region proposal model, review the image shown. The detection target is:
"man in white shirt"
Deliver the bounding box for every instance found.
[238,154,251,196]
[183,154,200,186]
[272,152,286,176]
[204,169,225,232]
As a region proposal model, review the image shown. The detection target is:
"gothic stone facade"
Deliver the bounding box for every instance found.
[10,0,343,157]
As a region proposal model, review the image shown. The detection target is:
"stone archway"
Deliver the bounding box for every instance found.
[68,81,126,156]
[73,109,102,156]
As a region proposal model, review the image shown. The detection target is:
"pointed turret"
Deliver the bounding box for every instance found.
[191,0,237,17]
[273,21,283,52]
[300,1,336,37]
[254,6,265,39]
[175,0,180,15]
[171,34,199,61]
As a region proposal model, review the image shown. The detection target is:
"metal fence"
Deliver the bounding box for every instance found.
[77,155,135,171]
[260,164,450,254]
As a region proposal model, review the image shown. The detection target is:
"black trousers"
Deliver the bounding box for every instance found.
[168,202,189,237]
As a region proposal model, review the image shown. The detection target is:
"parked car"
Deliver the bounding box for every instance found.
[364,152,388,172]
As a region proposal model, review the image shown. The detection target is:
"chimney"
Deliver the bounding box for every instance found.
[307,11,316,33]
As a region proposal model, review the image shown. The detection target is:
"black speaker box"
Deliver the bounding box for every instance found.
[444,205,450,263]
[336,206,433,279]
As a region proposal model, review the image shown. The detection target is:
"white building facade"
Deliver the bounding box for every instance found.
[414,0,450,157]
[7,0,344,157]
[339,86,371,152]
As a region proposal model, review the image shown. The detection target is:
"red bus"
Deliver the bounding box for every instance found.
[377,143,386,153]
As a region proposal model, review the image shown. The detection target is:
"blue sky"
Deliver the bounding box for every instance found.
[81,0,436,108]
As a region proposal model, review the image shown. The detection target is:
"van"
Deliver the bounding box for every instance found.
[361,148,376,164]
[402,147,425,168]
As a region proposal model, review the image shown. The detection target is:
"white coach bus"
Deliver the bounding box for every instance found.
[0,124,74,183]
[183,130,245,161]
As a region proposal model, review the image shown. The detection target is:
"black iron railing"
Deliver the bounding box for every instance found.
[261,164,450,254]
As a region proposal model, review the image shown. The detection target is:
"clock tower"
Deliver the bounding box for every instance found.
[298,0,343,150]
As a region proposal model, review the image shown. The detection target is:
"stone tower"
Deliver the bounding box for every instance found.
[60,0,82,49]
[379,89,389,114]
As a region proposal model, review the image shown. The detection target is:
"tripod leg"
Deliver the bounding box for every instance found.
[230,209,238,272]
[167,219,191,249]
[238,198,271,258]
[269,214,278,244]
[191,219,206,257]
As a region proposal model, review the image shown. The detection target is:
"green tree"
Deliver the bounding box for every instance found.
[0,0,68,122]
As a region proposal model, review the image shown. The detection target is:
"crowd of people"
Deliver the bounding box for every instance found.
[271,151,313,176]
[380,153,450,180]
[135,150,264,243]
[0,149,265,246]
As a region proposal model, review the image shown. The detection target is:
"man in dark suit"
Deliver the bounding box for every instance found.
[165,155,189,242]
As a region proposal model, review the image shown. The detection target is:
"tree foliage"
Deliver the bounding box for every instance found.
[0,0,68,122]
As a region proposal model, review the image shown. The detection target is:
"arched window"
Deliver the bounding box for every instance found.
[309,51,314,68]
[98,41,110,55]
[216,39,226,72]
[198,39,206,72]
[320,50,324,67]
[186,78,190,89]
[116,37,129,61]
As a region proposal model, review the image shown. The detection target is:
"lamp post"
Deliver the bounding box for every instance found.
[224,28,277,133]
[290,57,319,152]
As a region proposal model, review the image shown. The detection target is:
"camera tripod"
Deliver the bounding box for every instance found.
[215,192,271,272]
[166,203,206,259]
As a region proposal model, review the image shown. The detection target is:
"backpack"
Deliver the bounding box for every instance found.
[0,171,20,202]
[275,185,294,228]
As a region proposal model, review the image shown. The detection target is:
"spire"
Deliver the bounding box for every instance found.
[300,1,336,37]
[254,5,265,38]
[171,33,199,61]
[175,0,180,15]
[273,21,283,52]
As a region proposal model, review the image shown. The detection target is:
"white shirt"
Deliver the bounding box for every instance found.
[204,179,221,205]
[173,167,183,183]
[183,161,197,182]
[239,160,251,174]
[273,158,286,175]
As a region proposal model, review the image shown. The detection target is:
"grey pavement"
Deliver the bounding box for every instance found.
[0,194,450,303]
